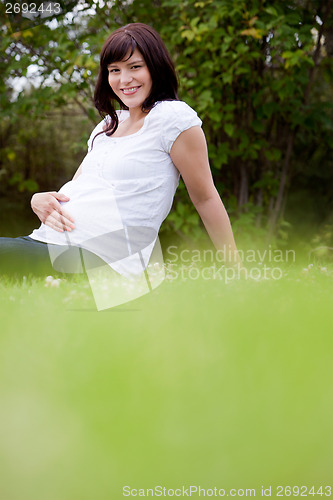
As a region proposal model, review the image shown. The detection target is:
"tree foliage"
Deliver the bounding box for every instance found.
[1,0,332,242]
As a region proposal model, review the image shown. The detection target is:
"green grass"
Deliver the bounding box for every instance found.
[0,256,332,499]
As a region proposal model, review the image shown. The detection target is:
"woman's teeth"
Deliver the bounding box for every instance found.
[122,87,140,94]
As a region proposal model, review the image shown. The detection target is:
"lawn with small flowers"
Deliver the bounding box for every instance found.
[0,249,332,499]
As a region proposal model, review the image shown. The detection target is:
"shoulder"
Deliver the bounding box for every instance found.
[153,100,202,131]
[91,110,129,134]
[156,100,202,128]
[87,111,130,150]
[153,99,200,119]
[87,119,105,151]
[117,109,130,123]
[153,100,202,154]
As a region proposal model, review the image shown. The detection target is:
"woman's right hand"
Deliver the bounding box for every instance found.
[31,191,75,232]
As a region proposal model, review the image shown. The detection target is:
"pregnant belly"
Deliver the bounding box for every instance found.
[58,178,124,245]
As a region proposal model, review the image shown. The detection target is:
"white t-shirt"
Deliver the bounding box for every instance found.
[30,100,202,273]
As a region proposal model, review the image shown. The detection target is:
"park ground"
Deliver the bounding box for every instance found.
[0,252,332,499]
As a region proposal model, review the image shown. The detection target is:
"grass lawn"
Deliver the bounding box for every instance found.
[0,254,332,499]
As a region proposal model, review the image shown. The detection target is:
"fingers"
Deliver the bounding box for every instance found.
[48,197,75,227]
[57,205,75,224]
[52,192,70,202]
[45,210,76,232]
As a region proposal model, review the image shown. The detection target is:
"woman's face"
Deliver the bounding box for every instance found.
[107,48,153,111]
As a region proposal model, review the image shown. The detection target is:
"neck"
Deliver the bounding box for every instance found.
[128,106,147,122]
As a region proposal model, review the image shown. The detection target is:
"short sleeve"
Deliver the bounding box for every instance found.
[160,100,202,154]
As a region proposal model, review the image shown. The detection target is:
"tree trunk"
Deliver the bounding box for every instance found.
[238,164,249,209]
[255,187,263,227]
[268,130,295,235]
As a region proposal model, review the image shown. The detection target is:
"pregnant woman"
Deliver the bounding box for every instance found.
[0,23,240,279]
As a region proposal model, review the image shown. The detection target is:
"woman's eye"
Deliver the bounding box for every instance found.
[131,65,141,69]
[108,68,119,73]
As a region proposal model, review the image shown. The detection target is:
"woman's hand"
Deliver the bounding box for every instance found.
[31,191,75,233]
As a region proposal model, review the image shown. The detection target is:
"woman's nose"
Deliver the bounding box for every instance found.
[120,70,133,85]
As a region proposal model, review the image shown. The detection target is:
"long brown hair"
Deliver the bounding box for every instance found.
[93,23,179,137]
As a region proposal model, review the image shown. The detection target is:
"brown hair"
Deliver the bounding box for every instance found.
[93,23,179,138]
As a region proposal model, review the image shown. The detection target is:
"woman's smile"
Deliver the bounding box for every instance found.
[121,85,142,95]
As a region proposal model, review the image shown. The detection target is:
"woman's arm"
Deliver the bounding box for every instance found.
[170,126,240,264]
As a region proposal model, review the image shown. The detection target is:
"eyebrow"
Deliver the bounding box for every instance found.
[107,59,144,68]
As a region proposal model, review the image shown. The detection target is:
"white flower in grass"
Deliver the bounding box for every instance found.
[51,279,62,288]
[44,276,62,288]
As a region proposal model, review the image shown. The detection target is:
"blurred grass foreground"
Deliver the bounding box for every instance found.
[0,254,332,499]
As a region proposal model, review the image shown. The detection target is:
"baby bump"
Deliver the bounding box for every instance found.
[57,178,123,243]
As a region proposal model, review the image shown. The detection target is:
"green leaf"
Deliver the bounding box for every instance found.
[265,6,278,16]
[224,123,234,137]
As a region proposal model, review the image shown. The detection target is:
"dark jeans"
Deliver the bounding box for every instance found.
[1,229,158,279]
[0,236,64,277]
